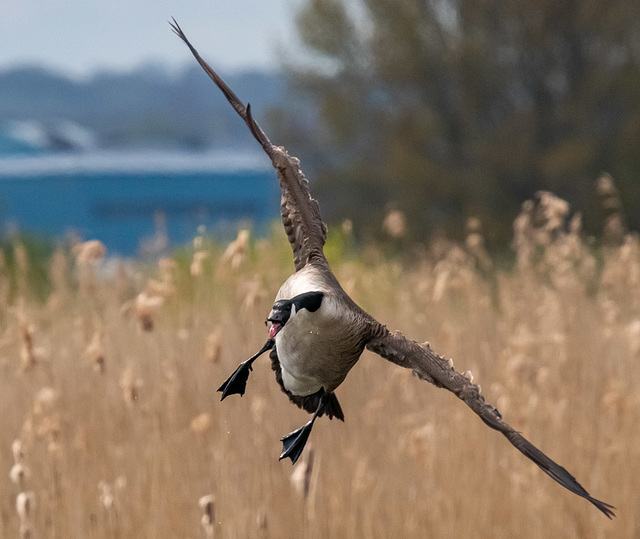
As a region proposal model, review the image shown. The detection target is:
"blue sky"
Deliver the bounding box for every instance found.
[0,1,301,77]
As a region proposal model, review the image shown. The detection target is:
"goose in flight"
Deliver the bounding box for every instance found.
[170,20,614,519]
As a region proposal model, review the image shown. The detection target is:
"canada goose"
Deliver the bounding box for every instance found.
[171,20,614,519]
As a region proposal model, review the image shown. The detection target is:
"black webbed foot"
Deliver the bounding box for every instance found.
[279,392,331,464]
[279,420,314,464]
[217,360,253,399]
[217,340,273,401]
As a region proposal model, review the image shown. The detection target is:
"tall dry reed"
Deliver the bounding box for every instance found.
[0,185,636,538]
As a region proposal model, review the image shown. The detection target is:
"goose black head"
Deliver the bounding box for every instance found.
[267,291,324,339]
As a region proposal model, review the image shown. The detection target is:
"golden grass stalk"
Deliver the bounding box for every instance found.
[222,229,250,269]
[119,367,143,407]
[382,209,408,239]
[86,328,106,374]
[73,240,106,295]
[121,291,164,332]
[199,494,215,538]
[15,491,35,539]
[0,183,636,537]
[204,328,222,364]
[290,448,315,499]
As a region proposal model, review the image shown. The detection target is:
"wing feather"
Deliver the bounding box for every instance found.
[170,19,327,270]
[366,329,615,519]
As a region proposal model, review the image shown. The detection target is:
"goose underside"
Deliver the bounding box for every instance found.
[269,347,344,421]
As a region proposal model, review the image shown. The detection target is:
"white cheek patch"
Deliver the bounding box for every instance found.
[290,303,297,318]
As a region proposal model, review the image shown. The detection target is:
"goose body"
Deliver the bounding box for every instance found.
[171,20,615,519]
[272,265,372,397]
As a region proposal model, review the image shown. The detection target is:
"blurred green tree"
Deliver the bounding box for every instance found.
[276,0,640,245]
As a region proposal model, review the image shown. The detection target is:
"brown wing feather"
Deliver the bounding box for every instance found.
[366,328,615,519]
[170,19,327,271]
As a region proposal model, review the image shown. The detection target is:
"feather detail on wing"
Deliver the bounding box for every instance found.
[170,19,327,271]
[366,329,615,519]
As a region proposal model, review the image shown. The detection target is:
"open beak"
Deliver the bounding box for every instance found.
[268,322,282,339]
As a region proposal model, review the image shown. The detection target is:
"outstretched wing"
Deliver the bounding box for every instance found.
[366,329,615,519]
[170,19,327,271]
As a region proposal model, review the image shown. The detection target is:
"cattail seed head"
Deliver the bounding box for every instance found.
[12,439,25,464]
[16,491,36,522]
[9,463,30,487]
[191,250,210,277]
[17,303,39,371]
[190,413,212,434]
[86,329,106,373]
[199,495,215,537]
[205,329,222,364]
[99,481,115,510]
[73,240,106,266]
[341,219,353,236]
[120,367,143,406]
[98,476,126,512]
[290,448,314,499]
[383,209,407,239]
[222,229,250,269]
[33,387,58,415]
[121,291,164,332]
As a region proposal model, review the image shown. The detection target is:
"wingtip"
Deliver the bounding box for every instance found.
[591,498,616,519]
[168,17,180,35]
[169,18,192,49]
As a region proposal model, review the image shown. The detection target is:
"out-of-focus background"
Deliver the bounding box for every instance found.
[0,0,297,255]
[1,2,639,538]
[2,0,640,254]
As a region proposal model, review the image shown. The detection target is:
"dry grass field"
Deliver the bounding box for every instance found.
[0,190,637,538]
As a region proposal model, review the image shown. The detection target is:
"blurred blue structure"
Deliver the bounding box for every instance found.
[0,148,279,256]
[0,120,97,156]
